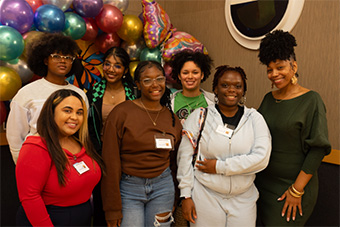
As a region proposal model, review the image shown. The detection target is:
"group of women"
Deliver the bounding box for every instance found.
[13,29,331,227]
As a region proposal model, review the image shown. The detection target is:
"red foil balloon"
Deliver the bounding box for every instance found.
[81,18,99,41]
[95,4,123,34]
[95,32,121,53]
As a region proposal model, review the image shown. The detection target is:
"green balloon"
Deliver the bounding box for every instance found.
[140,47,162,63]
[0,26,24,61]
[63,12,86,40]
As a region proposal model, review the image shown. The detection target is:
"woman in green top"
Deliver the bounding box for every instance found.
[255,30,331,226]
[170,50,214,124]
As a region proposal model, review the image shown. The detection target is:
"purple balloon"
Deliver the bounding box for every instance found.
[0,0,34,34]
[73,0,103,18]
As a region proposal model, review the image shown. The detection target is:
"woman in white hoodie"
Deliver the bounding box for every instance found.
[177,65,271,227]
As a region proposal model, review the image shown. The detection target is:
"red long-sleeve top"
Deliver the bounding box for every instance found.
[16,136,101,226]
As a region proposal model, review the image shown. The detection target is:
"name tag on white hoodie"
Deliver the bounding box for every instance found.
[216,125,233,138]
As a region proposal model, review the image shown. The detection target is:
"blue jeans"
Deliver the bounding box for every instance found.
[120,167,175,227]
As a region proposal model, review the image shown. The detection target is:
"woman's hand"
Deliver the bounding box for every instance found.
[182,198,197,223]
[106,219,122,227]
[278,190,303,222]
[196,158,217,174]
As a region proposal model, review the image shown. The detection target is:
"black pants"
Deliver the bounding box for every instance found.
[16,200,92,226]
[92,182,107,226]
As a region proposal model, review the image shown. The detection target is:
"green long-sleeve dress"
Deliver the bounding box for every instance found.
[255,91,331,226]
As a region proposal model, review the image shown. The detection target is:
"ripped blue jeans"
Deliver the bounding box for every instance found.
[120,167,174,227]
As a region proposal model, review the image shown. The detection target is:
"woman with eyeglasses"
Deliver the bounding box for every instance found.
[101,61,182,227]
[86,47,136,226]
[6,32,88,165]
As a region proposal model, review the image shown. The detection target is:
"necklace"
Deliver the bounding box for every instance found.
[140,100,162,126]
[275,86,302,103]
[106,89,114,99]
[182,93,201,112]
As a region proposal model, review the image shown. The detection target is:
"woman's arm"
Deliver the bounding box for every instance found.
[16,142,53,226]
[101,110,123,224]
[278,170,313,222]
[6,101,30,164]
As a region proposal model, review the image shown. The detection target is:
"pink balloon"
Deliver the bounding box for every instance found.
[25,0,43,13]
[95,4,123,34]
[81,18,99,41]
[95,32,121,53]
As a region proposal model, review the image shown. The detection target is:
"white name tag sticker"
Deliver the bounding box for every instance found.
[155,138,172,149]
[216,125,233,138]
[73,161,90,175]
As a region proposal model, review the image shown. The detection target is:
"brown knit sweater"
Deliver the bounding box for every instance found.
[101,100,182,221]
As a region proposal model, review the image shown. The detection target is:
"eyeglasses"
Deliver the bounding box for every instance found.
[103,61,123,70]
[50,54,75,63]
[141,76,166,86]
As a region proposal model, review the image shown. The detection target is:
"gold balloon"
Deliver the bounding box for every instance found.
[129,61,139,79]
[0,66,22,101]
[117,15,143,44]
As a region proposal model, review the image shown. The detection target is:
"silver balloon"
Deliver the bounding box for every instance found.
[121,37,146,61]
[42,0,73,11]
[0,58,33,84]
[103,0,129,13]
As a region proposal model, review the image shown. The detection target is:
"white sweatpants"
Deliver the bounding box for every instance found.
[191,179,258,227]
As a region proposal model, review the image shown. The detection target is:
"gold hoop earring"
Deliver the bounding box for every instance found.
[214,95,219,104]
[291,75,298,85]
[239,96,246,106]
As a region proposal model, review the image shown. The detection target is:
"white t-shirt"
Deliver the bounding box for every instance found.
[6,78,89,164]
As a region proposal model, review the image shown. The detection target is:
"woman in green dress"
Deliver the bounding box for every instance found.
[255,30,331,226]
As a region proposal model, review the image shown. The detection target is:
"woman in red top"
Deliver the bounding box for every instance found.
[16,89,104,226]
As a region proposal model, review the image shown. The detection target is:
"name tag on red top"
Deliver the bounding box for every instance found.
[73,161,90,175]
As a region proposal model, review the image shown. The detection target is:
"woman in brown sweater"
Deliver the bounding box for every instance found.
[101,61,182,227]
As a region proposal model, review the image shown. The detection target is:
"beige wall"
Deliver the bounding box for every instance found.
[126,0,339,150]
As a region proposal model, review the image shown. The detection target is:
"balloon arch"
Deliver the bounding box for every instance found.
[0,0,208,123]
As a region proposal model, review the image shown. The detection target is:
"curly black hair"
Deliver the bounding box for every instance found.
[258,30,297,66]
[27,32,81,77]
[169,50,213,83]
[134,60,176,127]
[212,65,247,95]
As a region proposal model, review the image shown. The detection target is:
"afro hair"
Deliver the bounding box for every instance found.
[258,30,297,65]
[27,32,81,77]
[169,50,213,83]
